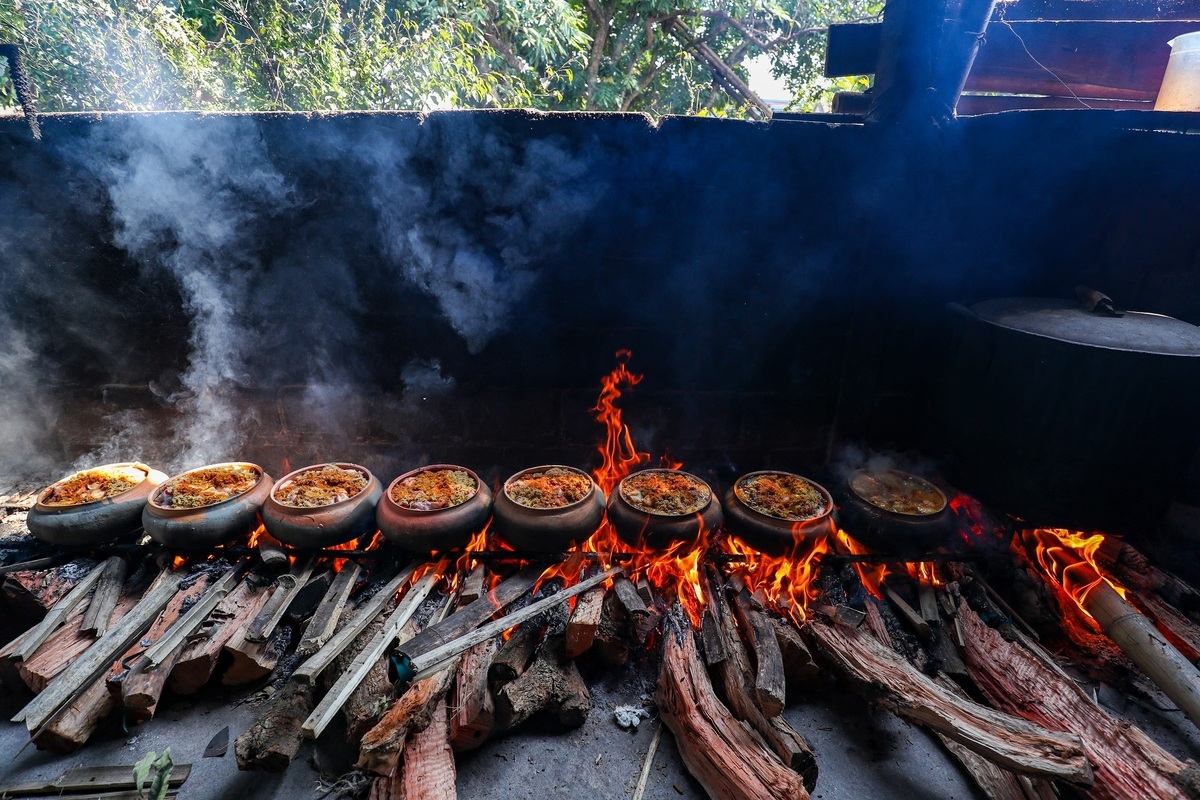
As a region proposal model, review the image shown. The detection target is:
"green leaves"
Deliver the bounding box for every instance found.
[133,748,174,800]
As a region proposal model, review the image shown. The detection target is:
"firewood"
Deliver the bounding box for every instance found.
[292,562,421,685]
[118,573,216,718]
[495,634,590,731]
[81,556,127,636]
[144,567,241,665]
[592,591,629,666]
[489,622,539,688]
[706,579,816,789]
[358,656,460,775]
[767,616,818,691]
[613,575,651,643]
[234,678,315,770]
[398,697,456,800]
[0,764,192,795]
[459,565,486,606]
[2,560,91,630]
[343,606,432,743]
[730,589,786,718]
[31,673,115,754]
[884,586,933,643]
[958,597,1200,800]
[246,559,314,643]
[297,561,361,657]
[392,565,541,674]
[655,608,809,800]
[11,559,108,661]
[222,581,292,686]
[303,572,438,739]
[256,530,290,571]
[450,636,499,751]
[565,584,604,659]
[16,568,179,737]
[804,618,1093,785]
[168,578,269,695]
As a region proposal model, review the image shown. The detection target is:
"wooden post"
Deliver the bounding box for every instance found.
[450,636,500,752]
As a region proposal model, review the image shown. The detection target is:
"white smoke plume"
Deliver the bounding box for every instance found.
[89,116,292,470]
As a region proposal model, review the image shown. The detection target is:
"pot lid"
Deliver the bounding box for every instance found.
[971,298,1200,356]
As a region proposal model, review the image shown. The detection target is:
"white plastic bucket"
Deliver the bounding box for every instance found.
[1155,31,1200,111]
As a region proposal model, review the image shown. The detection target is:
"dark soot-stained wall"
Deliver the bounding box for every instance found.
[2,109,1199,492]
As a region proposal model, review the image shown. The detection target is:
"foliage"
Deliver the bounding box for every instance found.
[133,747,174,800]
[0,0,880,117]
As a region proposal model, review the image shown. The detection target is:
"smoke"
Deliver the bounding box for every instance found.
[0,319,59,480]
[361,118,598,353]
[399,358,455,410]
[85,115,292,470]
[831,442,940,484]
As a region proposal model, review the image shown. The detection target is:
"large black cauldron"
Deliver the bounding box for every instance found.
[939,297,1200,533]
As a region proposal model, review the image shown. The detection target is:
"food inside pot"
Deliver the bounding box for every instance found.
[735,472,827,521]
[506,467,592,509]
[41,465,146,506]
[155,465,260,509]
[392,468,477,511]
[274,465,367,508]
[849,469,946,516]
[620,470,710,516]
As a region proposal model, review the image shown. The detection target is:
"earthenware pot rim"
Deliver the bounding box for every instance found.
[148,461,265,511]
[36,462,156,510]
[502,464,598,514]
[617,468,714,518]
[846,468,947,518]
[386,464,483,514]
[732,470,834,524]
[271,462,374,510]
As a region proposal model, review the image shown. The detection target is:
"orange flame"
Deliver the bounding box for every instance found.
[1028,528,1126,618]
[591,350,650,497]
[324,539,357,573]
[905,561,941,587]
[834,529,890,598]
[247,524,266,549]
[172,555,188,570]
[723,530,830,625]
[454,523,491,577]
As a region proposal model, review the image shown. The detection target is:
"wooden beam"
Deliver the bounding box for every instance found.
[80,557,127,637]
[827,20,1195,101]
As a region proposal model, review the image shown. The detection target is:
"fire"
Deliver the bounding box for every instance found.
[1028,528,1127,617]
[834,529,889,598]
[724,531,829,625]
[590,349,649,497]
[454,523,491,577]
[324,539,358,573]
[247,524,266,549]
[172,555,188,570]
[905,561,941,587]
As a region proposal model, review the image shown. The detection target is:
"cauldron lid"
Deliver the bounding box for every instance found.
[971,298,1200,356]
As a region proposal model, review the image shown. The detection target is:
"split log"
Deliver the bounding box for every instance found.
[459,565,486,606]
[358,656,460,775]
[2,560,92,628]
[488,621,540,688]
[246,559,314,643]
[117,573,216,718]
[296,561,361,657]
[613,575,650,636]
[495,634,589,731]
[234,679,315,771]
[592,591,629,667]
[31,673,116,754]
[958,599,1200,800]
[730,589,786,718]
[707,582,817,789]
[10,559,109,662]
[16,568,179,737]
[884,586,933,643]
[656,608,809,800]
[80,556,127,636]
[342,607,429,743]
[399,698,456,800]
[449,636,499,751]
[168,579,268,695]
[763,618,820,690]
[565,584,604,659]
[804,618,1093,785]
[222,622,291,686]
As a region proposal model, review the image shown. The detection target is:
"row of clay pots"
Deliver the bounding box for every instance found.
[27,460,948,557]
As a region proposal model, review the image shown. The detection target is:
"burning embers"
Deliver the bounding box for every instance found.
[9,351,1200,800]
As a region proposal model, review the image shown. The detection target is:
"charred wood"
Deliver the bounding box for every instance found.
[234,679,315,771]
[450,636,499,752]
[495,634,589,731]
[565,584,604,660]
[168,579,268,695]
[80,556,127,637]
[296,562,361,658]
[591,591,629,667]
[730,588,786,719]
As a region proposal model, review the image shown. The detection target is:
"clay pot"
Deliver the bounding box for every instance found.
[721,471,836,556]
[492,465,605,553]
[262,463,383,548]
[27,463,168,546]
[376,465,492,553]
[608,469,723,550]
[142,462,272,551]
[837,468,954,557]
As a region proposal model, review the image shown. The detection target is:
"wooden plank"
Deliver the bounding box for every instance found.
[0,764,191,795]
[10,560,106,661]
[291,562,420,686]
[246,559,313,643]
[827,20,1196,101]
[16,568,178,734]
[80,557,127,637]
[296,561,361,657]
[302,572,438,738]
